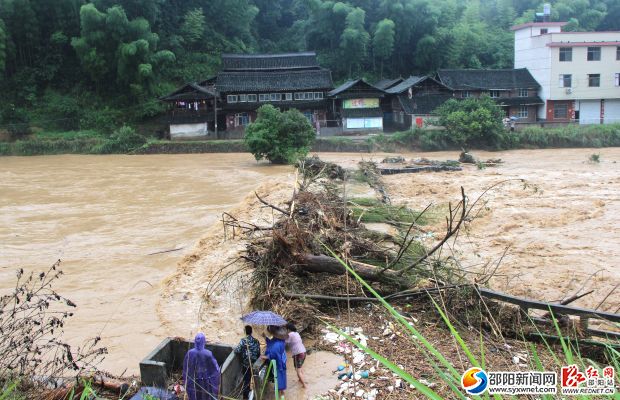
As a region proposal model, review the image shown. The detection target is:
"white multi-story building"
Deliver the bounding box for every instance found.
[513,21,620,124]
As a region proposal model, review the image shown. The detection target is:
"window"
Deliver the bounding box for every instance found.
[294,92,303,100]
[462,91,471,98]
[559,47,572,62]
[615,73,620,87]
[304,92,314,100]
[314,92,324,100]
[234,113,249,127]
[554,103,568,119]
[270,93,281,101]
[517,106,528,118]
[540,28,548,34]
[303,111,313,122]
[617,46,620,60]
[259,93,269,102]
[284,93,292,101]
[587,46,601,61]
[227,95,238,103]
[518,89,528,97]
[239,94,247,102]
[247,94,257,102]
[559,74,572,88]
[588,73,600,87]
[489,90,500,98]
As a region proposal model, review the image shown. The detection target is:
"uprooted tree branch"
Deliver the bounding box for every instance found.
[210,156,619,362]
[214,157,520,328]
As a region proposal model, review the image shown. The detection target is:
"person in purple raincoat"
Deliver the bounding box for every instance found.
[182,333,221,400]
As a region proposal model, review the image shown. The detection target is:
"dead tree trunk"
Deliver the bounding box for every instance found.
[297,254,401,282]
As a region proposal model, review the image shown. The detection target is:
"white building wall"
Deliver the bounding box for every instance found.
[605,100,620,124]
[514,27,557,118]
[170,123,209,139]
[514,24,620,123]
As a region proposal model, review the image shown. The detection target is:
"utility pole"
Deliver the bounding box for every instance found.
[214,90,218,139]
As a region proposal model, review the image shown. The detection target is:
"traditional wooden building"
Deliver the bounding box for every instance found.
[159,82,220,139]
[160,52,333,138]
[373,77,404,91]
[216,52,333,134]
[327,79,385,132]
[378,76,454,131]
[437,69,543,123]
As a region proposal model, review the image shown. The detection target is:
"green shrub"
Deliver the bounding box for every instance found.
[79,106,123,134]
[35,90,80,131]
[245,104,316,164]
[419,129,450,151]
[0,138,104,155]
[92,125,146,154]
[434,96,505,148]
[1,105,31,140]
[516,124,620,148]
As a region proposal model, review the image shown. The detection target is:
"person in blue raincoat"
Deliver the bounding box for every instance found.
[182,332,221,400]
[261,325,287,398]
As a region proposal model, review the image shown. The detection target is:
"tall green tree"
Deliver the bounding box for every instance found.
[180,8,206,47]
[245,104,316,164]
[71,3,174,97]
[340,7,369,77]
[0,19,6,74]
[372,18,395,77]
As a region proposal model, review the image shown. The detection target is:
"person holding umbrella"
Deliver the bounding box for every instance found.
[240,310,289,399]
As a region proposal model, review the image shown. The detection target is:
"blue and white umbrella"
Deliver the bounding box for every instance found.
[241,311,287,326]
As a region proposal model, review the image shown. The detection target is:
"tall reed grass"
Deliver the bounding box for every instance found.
[324,246,620,399]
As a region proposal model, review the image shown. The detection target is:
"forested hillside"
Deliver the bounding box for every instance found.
[1,0,618,132]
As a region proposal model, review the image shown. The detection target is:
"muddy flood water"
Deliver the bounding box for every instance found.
[1,149,619,381]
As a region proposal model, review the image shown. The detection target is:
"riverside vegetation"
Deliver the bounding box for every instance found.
[3,123,620,157]
[1,0,620,150]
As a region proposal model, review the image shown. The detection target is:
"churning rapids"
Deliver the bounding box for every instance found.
[1,149,619,376]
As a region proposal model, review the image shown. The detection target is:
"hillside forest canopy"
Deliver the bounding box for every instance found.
[1,0,619,132]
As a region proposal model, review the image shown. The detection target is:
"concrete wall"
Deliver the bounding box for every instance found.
[170,123,211,140]
[515,25,620,120]
[140,338,240,396]
[549,39,620,101]
[514,25,557,118]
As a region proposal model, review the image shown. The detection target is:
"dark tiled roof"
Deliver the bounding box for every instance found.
[437,69,540,90]
[495,96,544,106]
[216,69,333,92]
[385,76,425,94]
[222,99,328,111]
[221,52,319,71]
[374,77,404,90]
[160,82,216,101]
[328,79,384,98]
[398,94,453,115]
[341,108,383,118]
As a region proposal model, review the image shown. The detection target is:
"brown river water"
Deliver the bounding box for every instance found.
[1,149,619,383]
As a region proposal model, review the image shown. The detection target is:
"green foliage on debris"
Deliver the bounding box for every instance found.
[348,197,431,226]
[245,105,316,164]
